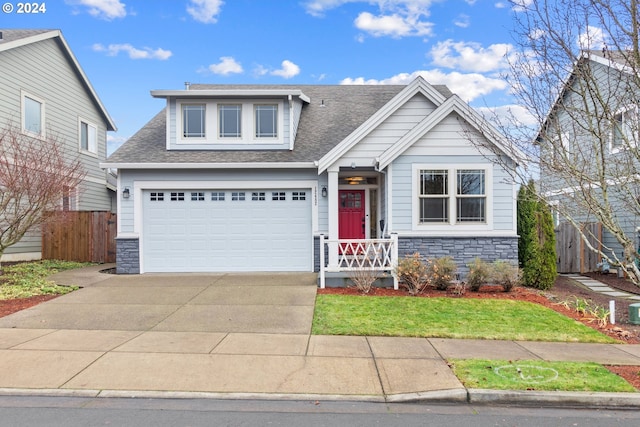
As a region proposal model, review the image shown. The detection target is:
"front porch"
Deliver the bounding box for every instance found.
[318,235,399,289]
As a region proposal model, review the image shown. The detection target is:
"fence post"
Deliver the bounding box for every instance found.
[390,233,399,290]
[319,234,326,289]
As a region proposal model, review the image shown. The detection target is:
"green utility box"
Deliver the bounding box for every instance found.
[630,303,640,325]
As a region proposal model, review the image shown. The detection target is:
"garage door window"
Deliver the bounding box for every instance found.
[150,192,164,201]
[232,192,245,201]
[211,192,225,201]
[272,192,286,201]
[171,192,185,201]
[252,192,266,201]
[292,191,306,201]
[191,192,205,201]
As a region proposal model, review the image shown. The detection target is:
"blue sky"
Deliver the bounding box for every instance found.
[3,0,533,155]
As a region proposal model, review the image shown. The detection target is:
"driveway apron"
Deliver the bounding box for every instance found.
[0,272,318,334]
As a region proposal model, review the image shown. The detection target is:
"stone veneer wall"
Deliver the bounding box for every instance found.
[116,238,140,274]
[397,236,518,279]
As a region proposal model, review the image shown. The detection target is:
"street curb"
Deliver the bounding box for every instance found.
[2,387,640,409]
[467,389,640,409]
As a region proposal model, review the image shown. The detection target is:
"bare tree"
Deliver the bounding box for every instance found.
[0,124,86,268]
[472,0,640,284]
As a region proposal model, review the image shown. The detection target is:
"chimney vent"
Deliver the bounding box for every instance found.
[185,82,191,90]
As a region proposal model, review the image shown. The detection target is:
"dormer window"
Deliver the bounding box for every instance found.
[255,104,278,138]
[182,104,206,138]
[219,104,242,138]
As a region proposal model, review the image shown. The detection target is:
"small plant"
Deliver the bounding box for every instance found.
[491,260,520,292]
[395,253,430,295]
[573,297,591,316]
[430,256,457,291]
[448,281,467,297]
[466,258,491,291]
[348,268,379,294]
[587,306,610,328]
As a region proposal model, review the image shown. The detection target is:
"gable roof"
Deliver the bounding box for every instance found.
[535,50,634,144]
[319,76,523,172]
[0,29,116,131]
[105,83,454,167]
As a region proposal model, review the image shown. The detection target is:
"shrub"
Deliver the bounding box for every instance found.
[491,260,521,292]
[348,268,379,294]
[466,258,491,291]
[430,256,457,291]
[395,253,430,295]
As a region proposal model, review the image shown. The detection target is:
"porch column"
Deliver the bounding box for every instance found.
[327,168,339,268]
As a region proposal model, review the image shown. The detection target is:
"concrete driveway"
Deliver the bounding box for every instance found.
[0,271,318,334]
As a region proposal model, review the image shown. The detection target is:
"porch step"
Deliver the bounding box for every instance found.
[316,271,396,288]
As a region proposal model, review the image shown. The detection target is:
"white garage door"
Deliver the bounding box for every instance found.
[142,189,312,272]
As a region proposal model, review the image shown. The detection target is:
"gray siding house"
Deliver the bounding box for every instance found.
[0,29,117,262]
[104,77,519,276]
[538,50,640,271]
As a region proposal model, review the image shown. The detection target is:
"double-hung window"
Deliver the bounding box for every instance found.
[80,120,97,153]
[456,170,485,222]
[418,170,449,223]
[255,105,277,138]
[22,93,44,136]
[182,104,206,138]
[219,104,241,138]
[416,166,488,226]
[612,107,638,151]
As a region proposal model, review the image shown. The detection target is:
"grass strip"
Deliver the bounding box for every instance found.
[450,359,636,392]
[0,260,90,300]
[312,295,617,343]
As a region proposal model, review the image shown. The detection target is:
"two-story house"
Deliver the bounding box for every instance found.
[103,77,521,277]
[538,50,640,273]
[0,29,117,262]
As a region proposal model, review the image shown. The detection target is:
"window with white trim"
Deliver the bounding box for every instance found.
[62,186,77,211]
[416,166,488,226]
[418,170,448,223]
[456,170,485,222]
[22,93,44,135]
[182,104,206,138]
[80,120,97,153]
[611,107,638,151]
[255,105,278,138]
[219,104,242,138]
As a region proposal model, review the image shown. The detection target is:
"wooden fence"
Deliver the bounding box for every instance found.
[555,222,602,273]
[42,211,116,263]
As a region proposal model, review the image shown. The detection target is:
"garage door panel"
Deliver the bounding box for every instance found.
[143,188,312,272]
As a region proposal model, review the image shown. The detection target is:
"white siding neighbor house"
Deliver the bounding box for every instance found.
[0,29,117,262]
[104,77,520,279]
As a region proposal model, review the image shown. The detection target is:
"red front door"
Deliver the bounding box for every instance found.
[339,190,365,239]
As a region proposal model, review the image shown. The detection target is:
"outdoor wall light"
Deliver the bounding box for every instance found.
[122,187,130,199]
[321,186,327,198]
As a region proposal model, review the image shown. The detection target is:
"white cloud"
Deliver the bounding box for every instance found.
[92,43,172,60]
[477,104,538,127]
[355,11,433,38]
[66,0,126,20]
[454,14,470,28]
[107,134,128,156]
[494,2,507,8]
[340,70,508,102]
[429,40,513,73]
[270,60,301,79]
[208,56,243,75]
[511,0,534,12]
[304,0,436,39]
[187,0,224,24]
[578,26,609,50]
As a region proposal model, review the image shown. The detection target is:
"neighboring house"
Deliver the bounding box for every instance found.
[0,29,117,262]
[103,77,520,275]
[537,50,640,272]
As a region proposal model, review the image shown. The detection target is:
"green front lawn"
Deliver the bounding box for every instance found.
[451,359,636,392]
[0,260,90,300]
[312,295,617,343]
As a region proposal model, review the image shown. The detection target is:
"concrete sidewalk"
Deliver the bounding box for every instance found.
[0,266,639,407]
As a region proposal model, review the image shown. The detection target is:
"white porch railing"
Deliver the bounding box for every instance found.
[319,234,399,289]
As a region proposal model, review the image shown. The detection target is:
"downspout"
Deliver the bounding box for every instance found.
[375,159,390,237]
